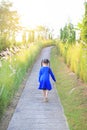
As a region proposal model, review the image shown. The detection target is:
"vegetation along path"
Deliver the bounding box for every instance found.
[7,46,69,130]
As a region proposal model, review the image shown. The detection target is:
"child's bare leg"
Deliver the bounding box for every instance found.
[45,90,48,98]
[43,90,46,97]
[43,90,48,101]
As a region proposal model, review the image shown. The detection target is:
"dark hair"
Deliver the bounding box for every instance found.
[41,59,50,66]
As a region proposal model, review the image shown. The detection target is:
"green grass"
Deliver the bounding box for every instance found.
[0,43,41,118]
[0,40,55,119]
[50,46,87,130]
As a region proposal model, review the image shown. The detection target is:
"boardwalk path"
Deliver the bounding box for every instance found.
[7,47,70,130]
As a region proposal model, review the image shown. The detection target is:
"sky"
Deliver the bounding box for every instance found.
[1,0,85,36]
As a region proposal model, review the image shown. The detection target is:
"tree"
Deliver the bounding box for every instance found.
[22,31,26,44]
[60,28,63,40]
[60,23,76,43]
[36,26,51,40]
[0,0,20,49]
[28,30,34,43]
[67,23,76,43]
[63,25,69,42]
[79,2,87,43]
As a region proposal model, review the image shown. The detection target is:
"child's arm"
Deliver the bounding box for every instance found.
[38,68,42,82]
[49,68,56,82]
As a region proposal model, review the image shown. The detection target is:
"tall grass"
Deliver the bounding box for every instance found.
[57,41,87,83]
[0,40,55,118]
[50,46,87,130]
[0,44,40,118]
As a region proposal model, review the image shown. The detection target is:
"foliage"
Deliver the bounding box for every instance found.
[36,26,53,40]
[28,30,35,43]
[78,2,87,43]
[51,47,87,130]
[0,0,20,50]
[0,0,53,51]
[58,41,87,83]
[60,23,76,44]
[58,2,87,84]
[22,31,26,44]
[0,40,55,119]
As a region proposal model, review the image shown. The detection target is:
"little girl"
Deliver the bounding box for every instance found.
[38,59,56,102]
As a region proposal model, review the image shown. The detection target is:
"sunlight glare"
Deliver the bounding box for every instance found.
[11,0,84,36]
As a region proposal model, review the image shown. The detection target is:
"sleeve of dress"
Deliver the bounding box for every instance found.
[49,68,56,82]
[38,68,42,82]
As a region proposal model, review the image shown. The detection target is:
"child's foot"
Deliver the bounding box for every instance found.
[44,97,48,102]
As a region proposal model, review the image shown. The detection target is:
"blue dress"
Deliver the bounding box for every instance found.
[38,66,56,90]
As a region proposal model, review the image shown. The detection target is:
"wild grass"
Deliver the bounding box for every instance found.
[0,40,55,119]
[50,46,87,130]
[58,42,87,83]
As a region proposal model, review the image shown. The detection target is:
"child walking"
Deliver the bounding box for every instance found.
[38,59,56,102]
